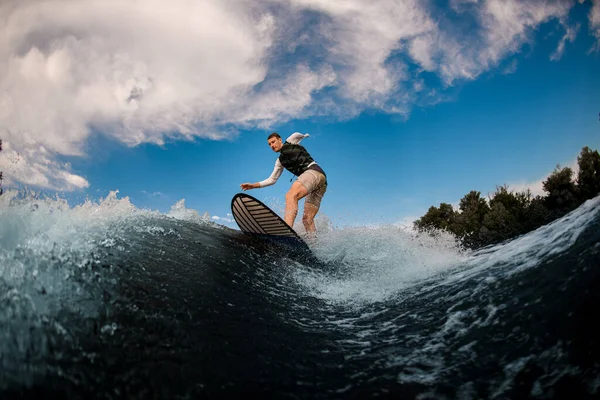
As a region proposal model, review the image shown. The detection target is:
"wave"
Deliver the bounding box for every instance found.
[1,189,599,399]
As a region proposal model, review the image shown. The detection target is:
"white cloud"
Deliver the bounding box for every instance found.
[450,0,480,13]
[0,0,589,190]
[502,58,519,74]
[142,190,164,197]
[1,0,273,190]
[471,0,572,80]
[407,0,573,85]
[550,23,579,61]
[212,214,234,223]
[589,0,600,52]
[0,140,89,190]
[505,177,546,198]
[288,0,434,103]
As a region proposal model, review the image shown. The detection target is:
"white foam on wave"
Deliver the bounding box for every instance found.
[166,198,214,225]
[0,189,220,306]
[0,189,156,336]
[383,195,600,393]
[0,189,147,384]
[291,194,600,307]
[291,223,468,305]
[0,188,221,300]
[0,188,215,383]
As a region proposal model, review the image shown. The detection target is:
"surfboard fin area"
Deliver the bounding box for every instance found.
[231,193,309,250]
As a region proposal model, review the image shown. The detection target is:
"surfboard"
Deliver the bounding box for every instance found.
[231,193,310,250]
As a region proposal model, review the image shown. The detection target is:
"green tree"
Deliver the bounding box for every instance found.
[489,185,526,212]
[413,145,599,250]
[524,195,551,232]
[414,203,456,232]
[476,185,531,245]
[489,185,533,233]
[480,202,520,245]
[543,165,579,217]
[576,146,600,201]
[453,190,489,247]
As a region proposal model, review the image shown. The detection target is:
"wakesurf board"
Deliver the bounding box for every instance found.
[231,193,310,251]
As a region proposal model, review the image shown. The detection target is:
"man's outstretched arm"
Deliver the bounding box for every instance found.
[240,159,284,190]
[286,132,309,144]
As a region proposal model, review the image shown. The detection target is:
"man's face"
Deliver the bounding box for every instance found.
[267,137,283,152]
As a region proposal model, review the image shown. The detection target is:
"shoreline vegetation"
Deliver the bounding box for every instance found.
[414,146,600,250]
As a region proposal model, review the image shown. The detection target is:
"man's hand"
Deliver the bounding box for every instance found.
[240,183,257,191]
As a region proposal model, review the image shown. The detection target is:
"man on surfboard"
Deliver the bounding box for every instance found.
[240,132,327,238]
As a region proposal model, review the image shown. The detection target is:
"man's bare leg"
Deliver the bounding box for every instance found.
[302,202,320,234]
[284,181,308,228]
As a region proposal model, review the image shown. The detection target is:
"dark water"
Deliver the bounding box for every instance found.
[1,191,599,399]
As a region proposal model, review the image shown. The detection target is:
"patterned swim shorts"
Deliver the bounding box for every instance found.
[297,169,327,207]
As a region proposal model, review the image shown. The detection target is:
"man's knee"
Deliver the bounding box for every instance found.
[285,191,297,202]
[286,188,303,202]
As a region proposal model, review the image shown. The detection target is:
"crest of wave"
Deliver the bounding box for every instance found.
[0,189,144,254]
[293,223,468,305]
[0,188,157,380]
[165,198,213,225]
[0,188,161,323]
[458,194,600,280]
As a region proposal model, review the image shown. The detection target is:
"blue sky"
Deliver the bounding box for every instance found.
[1,0,599,230]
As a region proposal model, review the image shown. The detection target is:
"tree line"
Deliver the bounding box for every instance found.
[414,146,600,249]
